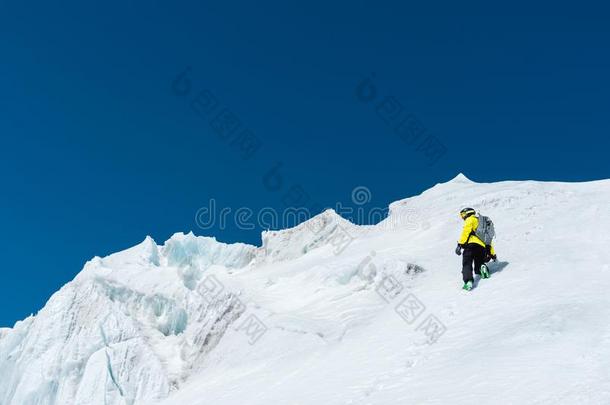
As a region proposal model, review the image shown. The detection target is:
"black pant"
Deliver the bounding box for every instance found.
[462,244,486,283]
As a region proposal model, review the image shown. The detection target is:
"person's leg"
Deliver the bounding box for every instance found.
[473,245,485,276]
[462,246,475,283]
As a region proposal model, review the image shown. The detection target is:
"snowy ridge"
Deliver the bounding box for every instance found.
[1,174,610,405]
[0,328,10,340]
[258,209,359,262]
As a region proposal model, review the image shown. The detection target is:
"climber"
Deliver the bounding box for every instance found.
[455,208,497,291]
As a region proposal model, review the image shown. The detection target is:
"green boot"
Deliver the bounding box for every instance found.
[480,264,490,279]
[462,281,473,291]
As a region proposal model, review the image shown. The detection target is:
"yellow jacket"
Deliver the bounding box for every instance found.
[458,215,495,254]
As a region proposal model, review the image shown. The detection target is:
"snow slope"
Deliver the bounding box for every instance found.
[1,174,609,405]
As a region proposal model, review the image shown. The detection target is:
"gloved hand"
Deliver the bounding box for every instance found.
[455,244,463,256]
[491,254,497,262]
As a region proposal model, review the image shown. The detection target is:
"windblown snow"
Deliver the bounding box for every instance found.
[1,174,609,405]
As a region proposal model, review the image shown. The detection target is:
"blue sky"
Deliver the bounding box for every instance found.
[1,1,608,326]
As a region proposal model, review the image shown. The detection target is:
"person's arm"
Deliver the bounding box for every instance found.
[458,216,475,245]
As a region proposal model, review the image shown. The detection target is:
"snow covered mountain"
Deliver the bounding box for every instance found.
[1,174,609,405]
